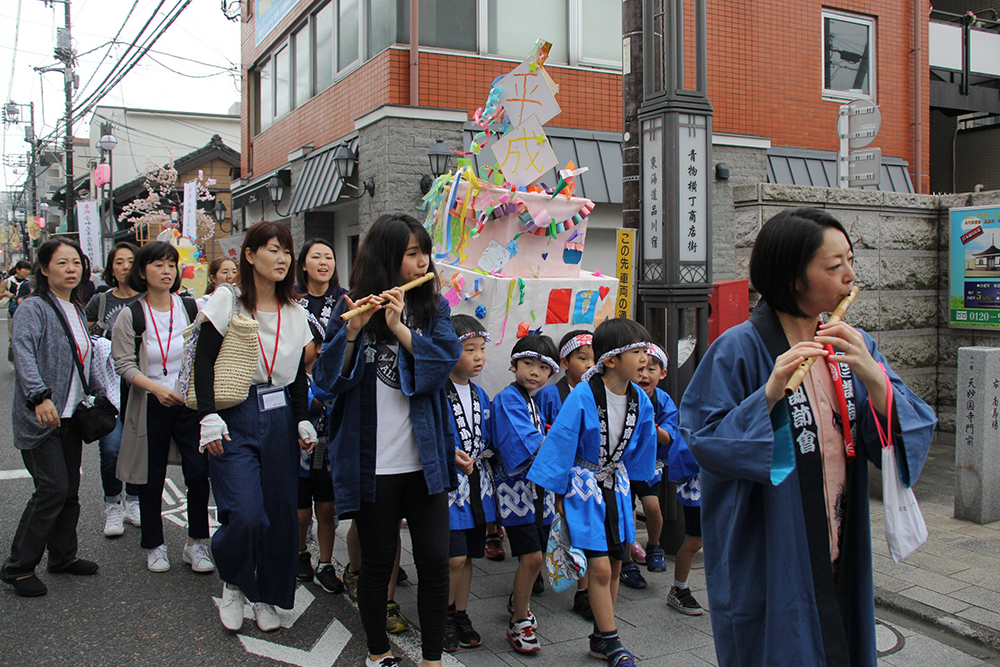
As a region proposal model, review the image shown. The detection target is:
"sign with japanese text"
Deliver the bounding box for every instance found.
[677,114,707,265]
[218,232,246,265]
[255,0,298,45]
[949,204,1000,329]
[498,59,560,128]
[490,115,558,188]
[616,229,635,318]
[641,116,663,273]
[76,200,101,268]
[182,179,198,242]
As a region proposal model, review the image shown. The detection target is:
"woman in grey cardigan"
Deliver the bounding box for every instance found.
[1,238,103,597]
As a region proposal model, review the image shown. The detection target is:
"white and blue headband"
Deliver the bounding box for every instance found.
[647,343,668,369]
[580,341,650,382]
[458,330,491,343]
[510,350,560,374]
[559,333,593,360]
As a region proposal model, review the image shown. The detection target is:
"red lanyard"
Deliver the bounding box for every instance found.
[254,307,281,385]
[817,319,855,461]
[145,296,174,377]
[70,305,90,367]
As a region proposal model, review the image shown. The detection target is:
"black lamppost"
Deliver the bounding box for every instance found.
[420,137,453,194]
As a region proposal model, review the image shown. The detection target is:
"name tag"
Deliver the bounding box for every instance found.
[257,384,288,412]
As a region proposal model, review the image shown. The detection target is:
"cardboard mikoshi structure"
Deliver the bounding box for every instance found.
[438,265,618,397]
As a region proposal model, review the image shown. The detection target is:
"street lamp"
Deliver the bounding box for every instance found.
[213,197,236,233]
[96,124,117,256]
[420,137,454,194]
[331,140,374,199]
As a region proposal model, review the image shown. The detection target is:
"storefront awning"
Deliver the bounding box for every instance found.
[287,137,360,214]
[766,145,915,193]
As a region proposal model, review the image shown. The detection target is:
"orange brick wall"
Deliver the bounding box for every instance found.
[241,1,929,190]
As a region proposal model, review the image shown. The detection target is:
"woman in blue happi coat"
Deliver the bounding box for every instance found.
[681,207,936,667]
[313,214,461,667]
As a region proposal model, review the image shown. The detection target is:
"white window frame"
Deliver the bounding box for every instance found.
[336,0,364,76]
[821,9,876,103]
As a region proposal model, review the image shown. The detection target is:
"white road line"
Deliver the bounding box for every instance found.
[0,469,31,480]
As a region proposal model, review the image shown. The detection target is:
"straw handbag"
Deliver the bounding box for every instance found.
[180,284,260,411]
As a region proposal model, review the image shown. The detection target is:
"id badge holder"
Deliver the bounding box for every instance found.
[257,384,288,412]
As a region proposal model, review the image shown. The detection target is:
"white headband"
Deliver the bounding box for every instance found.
[510,350,560,374]
[559,334,593,360]
[580,341,650,382]
[647,344,668,368]
[458,330,491,343]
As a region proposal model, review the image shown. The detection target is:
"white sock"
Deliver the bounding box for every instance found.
[673,579,688,589]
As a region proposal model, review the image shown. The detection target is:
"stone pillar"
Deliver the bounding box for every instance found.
[955,346,1000,524]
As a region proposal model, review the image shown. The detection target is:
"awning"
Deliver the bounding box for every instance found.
[766,145,915,193]
[287,137,360,214]
[232,172,278,209]
[462,125,623,204]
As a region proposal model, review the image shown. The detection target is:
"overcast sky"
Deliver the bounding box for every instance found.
[0,0,242,196]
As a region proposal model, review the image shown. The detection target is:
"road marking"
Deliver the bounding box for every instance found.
[239,619,351,667]
[0,469,31,480]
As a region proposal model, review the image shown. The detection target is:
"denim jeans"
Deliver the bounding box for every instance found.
[98,419,140,503]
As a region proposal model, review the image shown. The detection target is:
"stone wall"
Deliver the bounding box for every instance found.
[729,184,1000,433]
[711,144,769,282]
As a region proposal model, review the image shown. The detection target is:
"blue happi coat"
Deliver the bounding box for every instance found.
[528,380,658,552]
[648,386,684,487]
[313,296,462,516]
[490,384,555,527]
[680,302,936,667]
[447,381,497,529]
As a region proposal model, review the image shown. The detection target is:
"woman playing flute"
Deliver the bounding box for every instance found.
[680,207,936,667]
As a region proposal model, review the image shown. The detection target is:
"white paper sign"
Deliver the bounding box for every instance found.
[490,116,559,188]
[182,179,198,242]
[499,59,561,127]
[477,239,511,273]
[75,200,101,268]
[218,232,246,264]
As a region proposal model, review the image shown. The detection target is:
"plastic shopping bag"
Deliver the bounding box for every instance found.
[544,515,587,592]
[872,363,928,562]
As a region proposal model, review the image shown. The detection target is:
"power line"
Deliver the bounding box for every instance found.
[7,0,24,101]
[77,0,156,99]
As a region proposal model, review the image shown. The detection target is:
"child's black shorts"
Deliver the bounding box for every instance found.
[449,526,487,559]
[297,473,335,509]
[683,505,702,538]
[505,522,552,557]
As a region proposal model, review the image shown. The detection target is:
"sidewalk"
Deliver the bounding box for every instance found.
[871,436,1000,653]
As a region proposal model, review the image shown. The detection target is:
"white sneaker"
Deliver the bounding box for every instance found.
[219,584,245,631]
[146,545,170,573]
[254,603,281,632]
[103,502,124,537]
[124,499,141,527]
[182,540,215,573]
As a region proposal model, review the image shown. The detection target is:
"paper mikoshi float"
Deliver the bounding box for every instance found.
[423,167,594,279]
[439,265,618,396]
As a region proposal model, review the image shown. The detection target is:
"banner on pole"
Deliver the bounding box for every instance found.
[183,180,198,242]
[76,200,101,266]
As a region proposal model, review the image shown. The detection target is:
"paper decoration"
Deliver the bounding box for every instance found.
[476,305,487,318]
[599,286,611,300]
[517,322,530,337]
[499,58,561,127]
[478,239,511,273]
[573,290,597,324]
[490,116,559,188]
[546,289,572,324]
[563,245,583,265]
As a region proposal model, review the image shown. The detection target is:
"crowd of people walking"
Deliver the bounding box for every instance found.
[0,207,937,667]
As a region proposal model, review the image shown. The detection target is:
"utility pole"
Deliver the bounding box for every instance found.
[52,0,76,232]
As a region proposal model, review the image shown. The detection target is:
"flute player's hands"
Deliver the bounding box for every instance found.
[343,294,382,336]
[815,321,889,415]
[764,341,827,412]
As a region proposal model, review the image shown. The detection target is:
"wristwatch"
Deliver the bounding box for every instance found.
[26,388,52,410]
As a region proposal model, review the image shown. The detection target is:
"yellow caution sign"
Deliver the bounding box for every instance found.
[616,229,635,319]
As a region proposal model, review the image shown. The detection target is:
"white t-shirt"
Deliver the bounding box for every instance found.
[374,342,422,475]
[454,381,473,427]
[200,287,311,388]
[143,295,185,390]
[57,297,91,418]
[606,389,628,456]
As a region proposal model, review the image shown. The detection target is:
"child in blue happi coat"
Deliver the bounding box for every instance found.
[443,315,493,653]
[533,329,596,620]
[528,319,658,667]
[490,334,559,654]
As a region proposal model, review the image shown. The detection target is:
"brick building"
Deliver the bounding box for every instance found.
[233,0,927,280]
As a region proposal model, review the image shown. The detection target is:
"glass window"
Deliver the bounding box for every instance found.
[339,0,360,71]
[823,10,875,98]
[487,0,568,63]
[368,0,398,58]
[259,59,273,132]
[274,45,291,118]
[314,2,334,92]
[396,0,476,52]
[293,26,311,107]
[580,0,621,65]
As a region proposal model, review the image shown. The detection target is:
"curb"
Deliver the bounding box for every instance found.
[875,587,1000,653]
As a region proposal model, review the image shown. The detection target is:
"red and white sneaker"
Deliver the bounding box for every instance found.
[506,593,538,630]
[507,617,540,653]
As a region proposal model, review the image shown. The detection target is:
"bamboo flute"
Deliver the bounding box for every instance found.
[339,272,436,322]
[783,286,860,396]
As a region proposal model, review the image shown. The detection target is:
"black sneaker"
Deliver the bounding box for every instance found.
[443,614,460,653]
[314,563,344,594]
[667,585,704,615]
[589,633,635,666]
[296,551,314,582]
[573,589,594,620]
[455,611,481,648]
[532,571,545,594]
